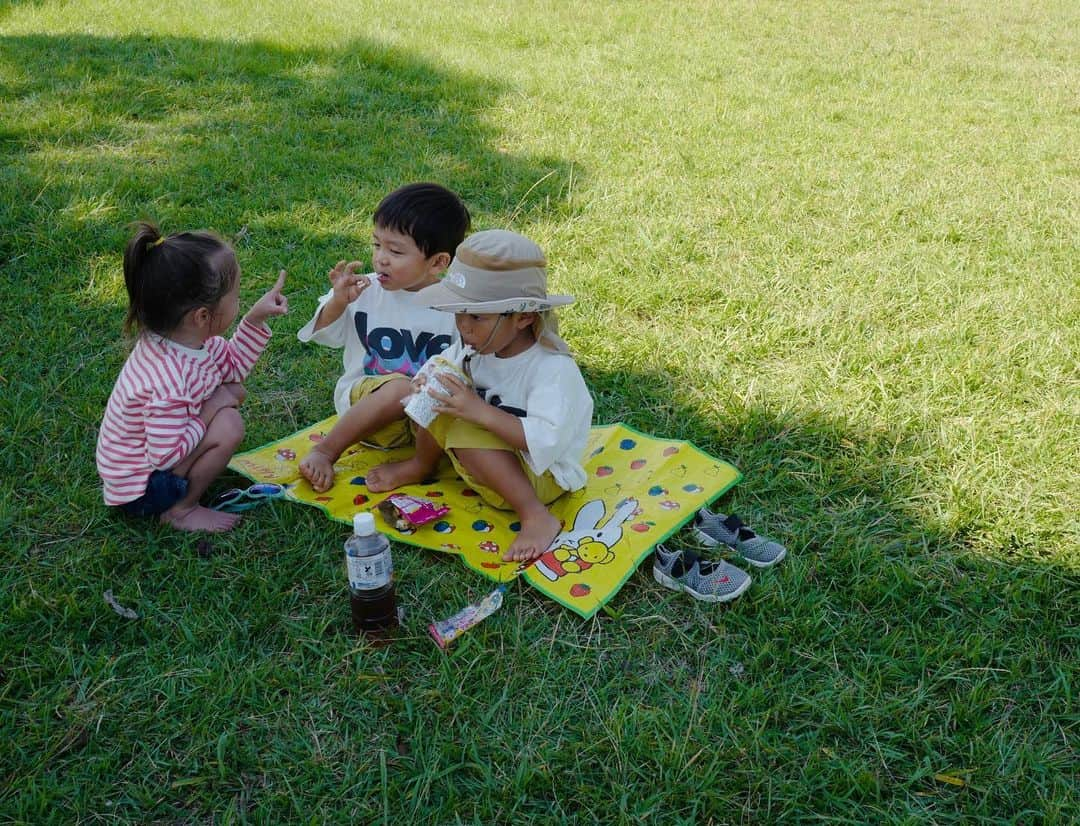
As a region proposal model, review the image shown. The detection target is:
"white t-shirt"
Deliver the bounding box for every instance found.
[297,277,457,415]
[437,340,594,492]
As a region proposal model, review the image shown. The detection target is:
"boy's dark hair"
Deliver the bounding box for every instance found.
[122,221,238,335]
[373,183,471,258]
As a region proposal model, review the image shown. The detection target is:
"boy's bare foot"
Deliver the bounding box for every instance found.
[366,457,428,493]
[299,447,336,492]
[160,504,241,533]
[503,511,562,562]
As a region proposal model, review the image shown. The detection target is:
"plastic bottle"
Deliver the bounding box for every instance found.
[345,512,397,636]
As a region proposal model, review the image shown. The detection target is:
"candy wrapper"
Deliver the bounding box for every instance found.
[403,346,476,428]
[377,493,449,531]
[427,559,533,649]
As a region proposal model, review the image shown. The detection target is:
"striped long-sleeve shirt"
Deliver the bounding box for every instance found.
[96,318,271,505]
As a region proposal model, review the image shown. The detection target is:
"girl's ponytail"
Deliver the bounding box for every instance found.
[123,221,166,335]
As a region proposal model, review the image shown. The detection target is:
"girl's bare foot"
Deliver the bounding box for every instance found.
[503,511,562,562]
[366,457,428,493]
[299,447,336,492]
[160,504,241,533]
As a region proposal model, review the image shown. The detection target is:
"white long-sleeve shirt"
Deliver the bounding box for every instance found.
[95,319,270,505]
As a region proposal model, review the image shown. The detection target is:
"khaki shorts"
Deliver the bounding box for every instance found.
[348,374,414,449]
[425,414,565,510]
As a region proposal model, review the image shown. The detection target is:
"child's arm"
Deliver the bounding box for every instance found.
[143,397,207,471]
[144,384,242,471]
[245,269,289,330]
[516,376,591,474]
[215,271,288,382]
[296,262,369,347]
[429,374,529,450]
[312,261,369,331]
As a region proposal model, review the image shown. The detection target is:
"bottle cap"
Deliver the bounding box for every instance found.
[353,512,376,536]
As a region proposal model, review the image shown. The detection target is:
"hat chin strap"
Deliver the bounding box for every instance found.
[462,314,507,382]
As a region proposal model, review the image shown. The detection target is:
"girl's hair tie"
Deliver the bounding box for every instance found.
[147,237,166,251]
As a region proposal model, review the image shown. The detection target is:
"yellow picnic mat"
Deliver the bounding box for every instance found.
[228,417,740,618]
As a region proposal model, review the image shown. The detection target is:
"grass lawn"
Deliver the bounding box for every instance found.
[1,0,1077,822]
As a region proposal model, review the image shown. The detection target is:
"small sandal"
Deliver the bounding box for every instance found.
[209,482,286,513]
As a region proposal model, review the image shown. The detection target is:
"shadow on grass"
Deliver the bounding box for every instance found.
[589,362,1078,569]
[577,363,1075,818]
[0,31,576,518]
[587,361,1077,642]
[0,31,574,262]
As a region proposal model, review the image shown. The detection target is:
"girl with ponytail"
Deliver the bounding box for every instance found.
[96,221,289,532]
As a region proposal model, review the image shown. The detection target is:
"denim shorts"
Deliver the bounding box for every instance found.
[119,470,189,517]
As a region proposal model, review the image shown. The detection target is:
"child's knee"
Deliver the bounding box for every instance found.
[212,406,245,447]
[384,376,412,394]
[354,376,410,403]
[453,446,491,475]
[455,447,520,486]
[374,377,413,406]
[225,382,247,405]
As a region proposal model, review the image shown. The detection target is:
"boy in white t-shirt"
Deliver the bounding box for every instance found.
[296,183,470,492]
[366,230,593,563]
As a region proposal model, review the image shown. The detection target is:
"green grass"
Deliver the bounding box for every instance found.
[1,0,1077,822]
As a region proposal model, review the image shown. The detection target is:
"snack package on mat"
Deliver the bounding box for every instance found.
[377,493,449,531]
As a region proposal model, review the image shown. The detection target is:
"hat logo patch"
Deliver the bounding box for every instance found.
[446,271,467,288]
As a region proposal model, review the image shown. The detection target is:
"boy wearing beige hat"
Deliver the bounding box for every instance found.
[366,230,593,562]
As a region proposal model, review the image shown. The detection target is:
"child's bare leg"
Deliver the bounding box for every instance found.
[454,447,561,562]
[221,382,247,405]
[366,426,443,492]
[299,378,412,492]
[160,407,245,533]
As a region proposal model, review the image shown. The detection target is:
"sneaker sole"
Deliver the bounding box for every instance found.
[652,567,751,603]
[691,525,787,568]
[737,546,787,569]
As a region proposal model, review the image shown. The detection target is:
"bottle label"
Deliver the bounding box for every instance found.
[347,550,392,589]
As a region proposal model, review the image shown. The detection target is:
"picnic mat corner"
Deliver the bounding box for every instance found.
[229,417,740,618]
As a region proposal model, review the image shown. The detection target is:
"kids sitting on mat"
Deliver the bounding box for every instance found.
[296,183,471,492]
[95,222,289,533]
[365,229,594,563]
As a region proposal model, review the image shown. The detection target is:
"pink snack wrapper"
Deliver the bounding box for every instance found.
[377,493,449,531]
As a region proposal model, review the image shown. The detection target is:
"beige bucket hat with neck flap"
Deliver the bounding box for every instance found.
[416,229,574,314]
